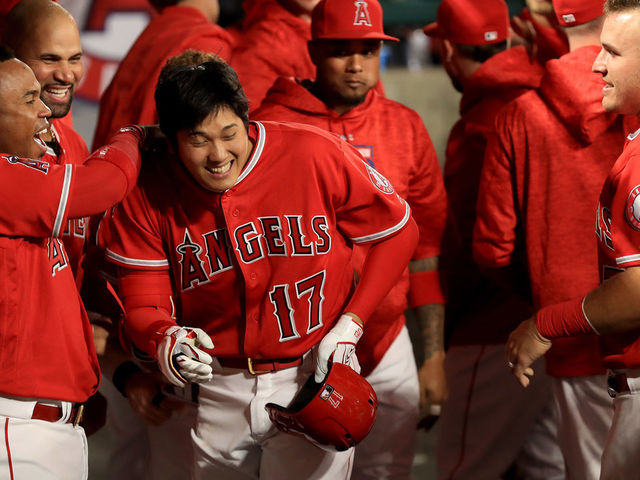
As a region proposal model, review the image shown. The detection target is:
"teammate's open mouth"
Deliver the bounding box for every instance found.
[45,84,71,101]
[205,161,233,175]
[34,126,48,150]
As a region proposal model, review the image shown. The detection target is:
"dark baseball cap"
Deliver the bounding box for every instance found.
[423,0,510,45]
[311,0,399,42]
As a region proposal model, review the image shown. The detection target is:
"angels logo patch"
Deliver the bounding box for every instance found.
[364,162,394,194]
[626,184,640,231]
[3,155,49,173]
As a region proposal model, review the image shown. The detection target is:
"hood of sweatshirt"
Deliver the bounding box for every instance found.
[259,76,377,138]
[241,0,309,34]
[461,46,545,115]
[538,45,618,145]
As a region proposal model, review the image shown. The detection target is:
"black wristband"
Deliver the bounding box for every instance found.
[112,361,143,397]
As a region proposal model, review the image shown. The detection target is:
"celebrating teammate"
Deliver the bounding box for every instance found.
[99,55,418,478]
[3,0,89,277]
[254,0,447,476]
[504,0,640,477]
[0,45,143,480]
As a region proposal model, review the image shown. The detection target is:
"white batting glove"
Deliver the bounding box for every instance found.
[315,314,363,382]
[157,326,214,387]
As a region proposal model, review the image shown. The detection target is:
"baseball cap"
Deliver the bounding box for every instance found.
[553,0,604,27]
[311,0,399,42]
[423,0,509,45]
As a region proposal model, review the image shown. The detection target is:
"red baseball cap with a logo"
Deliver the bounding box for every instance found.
[553,0,604,27]
[423,0,509,45]
[311,0,399,42]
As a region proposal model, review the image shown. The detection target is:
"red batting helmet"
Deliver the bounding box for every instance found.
[265,363,378,451]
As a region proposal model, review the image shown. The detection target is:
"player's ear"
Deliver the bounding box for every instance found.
[441,39,455,65]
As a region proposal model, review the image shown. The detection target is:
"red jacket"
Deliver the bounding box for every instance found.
[230,0,315,113]
[92,6,233,150]
[254,82,446,374]
[474,46,628,376]
[443,46,544,345]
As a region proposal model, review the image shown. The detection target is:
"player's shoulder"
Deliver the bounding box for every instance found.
[257,120,344,147]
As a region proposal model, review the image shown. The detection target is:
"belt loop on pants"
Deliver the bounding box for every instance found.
[607,372,631,398]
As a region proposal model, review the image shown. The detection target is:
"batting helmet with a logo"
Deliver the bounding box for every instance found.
[265,362,378,451]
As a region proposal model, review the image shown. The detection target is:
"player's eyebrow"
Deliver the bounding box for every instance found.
[23,89,39,99]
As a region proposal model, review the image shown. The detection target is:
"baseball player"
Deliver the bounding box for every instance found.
[423,1,565,478]
[3,0,89,278]
[99,56,418,479]
[505,1,640,477]
[0,46,143,480]
[474,1,624,478]
[91,0,233,150]
[253,0,448,477]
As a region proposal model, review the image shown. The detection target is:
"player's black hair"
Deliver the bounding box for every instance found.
[455,40,508,64]
[0,44,15,62]
[605,0,640,12]
[155,56,249,144]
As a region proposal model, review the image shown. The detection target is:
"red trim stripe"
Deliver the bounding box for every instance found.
[4,418,14,480]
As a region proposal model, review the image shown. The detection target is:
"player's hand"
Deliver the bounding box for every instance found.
[510,17,537,61]
[315,313,363,382]
[505,316,552,388]
[157,326,214,387]
[417,350,447,430]
[124,370,185,426]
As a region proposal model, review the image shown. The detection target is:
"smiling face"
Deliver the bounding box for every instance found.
[0,59,51,159]
[13,12,83,119]
[176,106,253,192]
[310,39,381,114]
[592,9,640,116]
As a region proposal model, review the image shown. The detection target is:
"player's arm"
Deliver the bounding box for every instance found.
[506,266,640,387]
[409,256,447,424]
[0,126,142,238]
[315,218,419,381]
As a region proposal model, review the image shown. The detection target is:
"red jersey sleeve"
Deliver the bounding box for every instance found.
[100,185,169,270]
[473,117,519,268]
[407,123,447,260]
[332,142,411,244]
[0,154,74,238]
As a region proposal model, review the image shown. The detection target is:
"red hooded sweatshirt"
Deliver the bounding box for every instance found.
[443,46,544,345]
[474,46,629,377]
[230,0,316,113]
[254,82,447,375]
[92,5,233,150]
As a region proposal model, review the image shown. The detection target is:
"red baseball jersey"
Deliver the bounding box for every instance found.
[45,118,90,280]
[596,130,640,368]
[474,46,627,377]
[254,82,446,374]
[443,46,544,346]
[0,152,100,402]
[92,5,234,150]
[230,0,316,112]
[100,121,412,360]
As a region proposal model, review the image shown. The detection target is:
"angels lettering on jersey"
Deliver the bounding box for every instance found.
[178,214,331,291]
